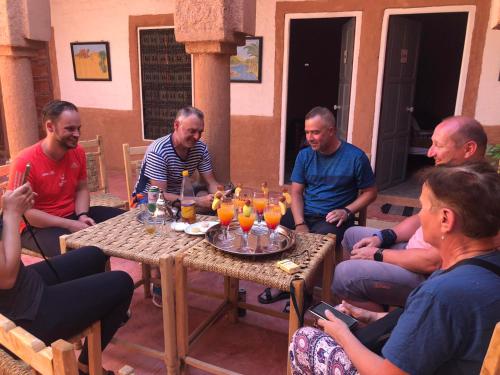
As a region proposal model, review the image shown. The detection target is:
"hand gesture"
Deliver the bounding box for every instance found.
[1,183,35,217]
[196,194,214,209]
[78,214,96,226]
[325,209,349,227]
[353,235,381,249]
[66,219,90,233]
[350,246,378,260]
[317,309,353,344]
[336,300,379,324]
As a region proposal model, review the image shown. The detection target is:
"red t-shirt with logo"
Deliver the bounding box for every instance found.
[8,142,87,228]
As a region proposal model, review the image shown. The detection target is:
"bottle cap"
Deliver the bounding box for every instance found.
[182,170,189,177]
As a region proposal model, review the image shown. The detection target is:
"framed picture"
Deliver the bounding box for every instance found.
[70,42,112,81]
[230,36,262,83]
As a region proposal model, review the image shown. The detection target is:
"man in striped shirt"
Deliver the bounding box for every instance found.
[134,106,220,209]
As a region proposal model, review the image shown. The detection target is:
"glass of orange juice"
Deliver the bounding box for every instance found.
[238,209,255,252]
[252,191,268,235]
[217,197,235,245]
[264,198,282,249]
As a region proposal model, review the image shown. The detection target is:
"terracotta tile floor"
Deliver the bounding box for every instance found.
[23,170,406,374]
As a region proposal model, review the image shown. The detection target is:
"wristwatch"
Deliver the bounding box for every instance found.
[374,248,384,262]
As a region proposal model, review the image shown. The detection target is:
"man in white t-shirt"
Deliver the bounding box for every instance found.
[333,116,488,311]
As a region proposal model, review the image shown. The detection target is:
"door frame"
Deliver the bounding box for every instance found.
[279,12,362,186]
[370,5,476,170]
[137,26,194,141]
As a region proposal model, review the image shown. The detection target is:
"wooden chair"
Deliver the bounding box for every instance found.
[122,143,152,298]
[122,143,148,206]
[0,314,102,375]
[480,322,500,375]
[80,135,128,210]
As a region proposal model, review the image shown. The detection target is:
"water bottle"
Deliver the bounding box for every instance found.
[180,170,196,223]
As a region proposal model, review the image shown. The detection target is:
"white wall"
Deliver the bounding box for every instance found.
[50,0,173,110]
[230,0,275,116]
[50,0,277,116]
[475,26,500,125]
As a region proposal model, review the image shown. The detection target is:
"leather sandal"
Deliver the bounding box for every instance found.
[257,287,290,304]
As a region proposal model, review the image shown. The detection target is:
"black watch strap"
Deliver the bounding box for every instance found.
[76,211,89,219]
[374,248,384,262]
[342,207,352,217]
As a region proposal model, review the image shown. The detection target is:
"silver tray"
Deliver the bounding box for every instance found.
[205,222,295,257]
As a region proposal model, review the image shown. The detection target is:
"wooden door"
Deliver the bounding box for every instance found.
[375,16,421,189]
[335,18,355,141]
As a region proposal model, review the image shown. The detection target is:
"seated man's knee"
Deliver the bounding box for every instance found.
[332,261,353,299]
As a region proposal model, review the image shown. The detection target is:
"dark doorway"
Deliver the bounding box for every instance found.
[284,17,355,183]
[376,12,468,193]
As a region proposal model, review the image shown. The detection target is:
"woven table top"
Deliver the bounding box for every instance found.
[63,209,214,265]
[180,232,336,291]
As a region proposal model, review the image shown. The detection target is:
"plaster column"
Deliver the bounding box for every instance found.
[175,0,256,183]
[193,53,231,182]
[0,0,51,158]
[0,53,39,157]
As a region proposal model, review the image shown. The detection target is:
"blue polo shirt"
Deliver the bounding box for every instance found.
[291,141,375,216]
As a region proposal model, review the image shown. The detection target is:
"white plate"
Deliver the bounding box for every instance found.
[171,221,189,232]
[184,221,219,236]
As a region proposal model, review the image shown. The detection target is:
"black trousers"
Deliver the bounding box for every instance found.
[21,206,125,257]
[280,208,354,246]
[16,246,134,365]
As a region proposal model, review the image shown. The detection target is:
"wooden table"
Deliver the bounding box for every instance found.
[59,209,212,375]
[174,232,336,375]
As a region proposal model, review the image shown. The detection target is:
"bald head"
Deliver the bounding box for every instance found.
[427,116,487,166]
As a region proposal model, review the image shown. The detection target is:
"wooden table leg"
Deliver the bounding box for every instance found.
[224,277,239,323]
[160,254,178,375]
[142,264,152,298]
[175,253,188,374]
[321,238,335,303]
[287,279,304,375]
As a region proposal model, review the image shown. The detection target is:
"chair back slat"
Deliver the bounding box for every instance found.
[81,135,109,194]
[122,143,149,202]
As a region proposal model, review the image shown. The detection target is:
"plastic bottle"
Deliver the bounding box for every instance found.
[180,170,196,223]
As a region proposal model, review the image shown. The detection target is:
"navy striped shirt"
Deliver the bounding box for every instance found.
[134,134,213,195]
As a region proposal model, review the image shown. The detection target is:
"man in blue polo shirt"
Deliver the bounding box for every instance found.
[282,106,377,239]
[259,106,377,306]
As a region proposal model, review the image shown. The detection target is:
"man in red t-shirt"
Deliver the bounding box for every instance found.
[8,100,123,256]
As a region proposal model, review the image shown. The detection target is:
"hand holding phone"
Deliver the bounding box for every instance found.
[21,163,31,185]
[309,301,358,330]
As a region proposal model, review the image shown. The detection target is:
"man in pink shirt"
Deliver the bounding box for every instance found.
[8,100,123,257]
[333,116,488,311]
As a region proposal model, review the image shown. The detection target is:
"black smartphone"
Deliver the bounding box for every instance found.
[21,163,31,185]
[309,301,358,330]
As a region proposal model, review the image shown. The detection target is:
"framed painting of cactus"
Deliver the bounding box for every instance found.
[70,41,112,81]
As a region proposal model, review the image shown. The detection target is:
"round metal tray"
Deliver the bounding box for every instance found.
[205,222,295,257]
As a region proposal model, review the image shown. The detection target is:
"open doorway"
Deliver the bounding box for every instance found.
[375,11,469,196]
[281,16,357,183]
